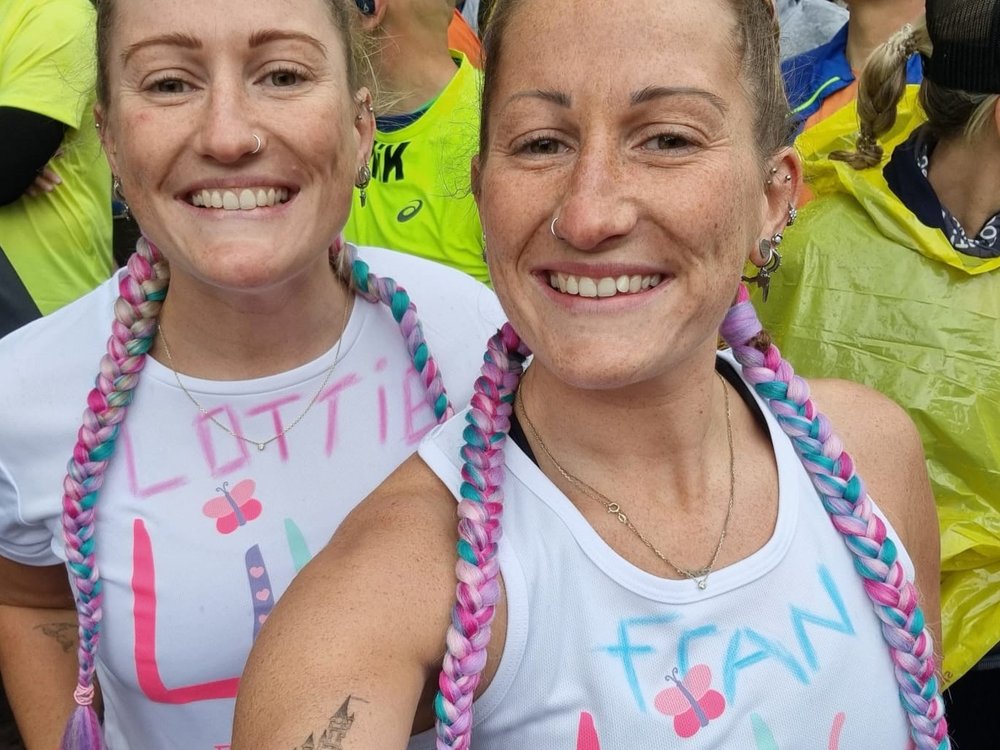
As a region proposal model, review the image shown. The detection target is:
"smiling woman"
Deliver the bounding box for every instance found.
[0,0,503,749]
[232,1,950,749]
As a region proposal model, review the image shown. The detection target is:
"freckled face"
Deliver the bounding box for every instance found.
[99,0,369,294]
[476,0,770,390]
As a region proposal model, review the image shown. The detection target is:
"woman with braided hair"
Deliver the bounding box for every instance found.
[759,0,1000,745]
[0,0,503,748]
[234,0,950,748]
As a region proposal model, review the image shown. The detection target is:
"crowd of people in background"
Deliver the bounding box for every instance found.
[0,0,996,748]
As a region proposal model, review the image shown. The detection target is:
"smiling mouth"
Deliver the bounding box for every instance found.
[548,272,664,298]
[188,187,291,210]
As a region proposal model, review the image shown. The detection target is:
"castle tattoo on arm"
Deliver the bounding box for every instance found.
[293,695,368,750]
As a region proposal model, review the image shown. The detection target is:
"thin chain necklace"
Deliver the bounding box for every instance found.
[517,372,735,590]
[157,287,352,452]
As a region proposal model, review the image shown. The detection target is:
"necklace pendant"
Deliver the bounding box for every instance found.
[697,580,708,590]
[257,443,266,451]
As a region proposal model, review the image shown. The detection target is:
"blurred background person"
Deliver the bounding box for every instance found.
[0,0,113,339]
[759,4,1000,746]
[344,0,487,283]
[777,0,849,60]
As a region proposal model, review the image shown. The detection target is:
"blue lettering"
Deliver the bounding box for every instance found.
[723,628,809,702]
[789,565,855,671]
[597,615,677,712]
[677,625,718,677]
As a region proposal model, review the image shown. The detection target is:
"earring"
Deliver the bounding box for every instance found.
[765,166,778,185]
[355,103,374,121]
[787,203,798,226]
[355,164,372,207]
[112,176,131,221]
[741,236,782,302]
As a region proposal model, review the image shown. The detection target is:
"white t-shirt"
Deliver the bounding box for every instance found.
[411,354,914,749]
[0,245,505,750]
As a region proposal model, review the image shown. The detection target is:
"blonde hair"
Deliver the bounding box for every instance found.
[832,17,1000,169]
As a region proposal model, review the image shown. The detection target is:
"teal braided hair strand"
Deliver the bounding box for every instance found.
[434,324,530,749]
[60,237,167,750]
[720,284,949,750]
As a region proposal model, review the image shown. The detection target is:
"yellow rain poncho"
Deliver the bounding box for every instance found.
[760,115,1000,686]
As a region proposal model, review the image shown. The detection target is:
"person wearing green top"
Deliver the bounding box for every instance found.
[345,0,486,284]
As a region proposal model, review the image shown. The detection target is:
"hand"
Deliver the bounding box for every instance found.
[24,165,62,197]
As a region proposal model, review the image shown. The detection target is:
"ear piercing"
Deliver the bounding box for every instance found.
[356,103,374,121]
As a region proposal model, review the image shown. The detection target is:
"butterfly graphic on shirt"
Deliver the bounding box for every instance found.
[654,664,727,739]
[202,479,263,534]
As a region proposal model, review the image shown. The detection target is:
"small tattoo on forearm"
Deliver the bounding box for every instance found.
[33,622,77,653]
[293,695,368,750]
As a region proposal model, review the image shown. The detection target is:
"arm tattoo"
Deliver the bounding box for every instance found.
[293,695,368,750]
[33,621,77,653]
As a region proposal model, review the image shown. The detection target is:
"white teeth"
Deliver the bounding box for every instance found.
[190,186,291,210]
[547,271,666,298]
[596,277,617,297]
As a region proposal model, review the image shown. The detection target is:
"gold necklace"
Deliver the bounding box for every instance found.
[157,288,352,452]
[517,372,735,590]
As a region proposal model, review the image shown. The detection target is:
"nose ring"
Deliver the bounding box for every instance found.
[550,216,563,240]
[251,134,262,155]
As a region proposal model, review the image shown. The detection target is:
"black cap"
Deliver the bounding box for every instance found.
[925,0,1000,93]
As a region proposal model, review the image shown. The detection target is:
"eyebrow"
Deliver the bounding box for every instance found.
[630,86,728,114]
[505,89,573,108]
[248,30,328,56]
[122,32,201,66]
[121,29,328,67]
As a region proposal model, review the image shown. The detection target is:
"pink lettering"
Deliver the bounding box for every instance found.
[196,408,250,477]
[576,711,602,750]
[403,367,437,445]
[318,373,363,456]
[123,424,188,500]
[132,520,241,703]
[246,395,301,462]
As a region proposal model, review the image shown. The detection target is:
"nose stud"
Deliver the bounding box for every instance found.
[251,134,262,155]
[550,216,563,240]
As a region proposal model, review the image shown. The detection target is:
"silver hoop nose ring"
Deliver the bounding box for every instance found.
[251,134,262,155]
[550,216,563,240]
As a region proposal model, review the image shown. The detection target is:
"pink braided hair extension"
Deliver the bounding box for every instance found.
[342,244,454,421]
[436,288,949,749]
[60,237,168,750]
[719,284,949,750]
[434,324,530,750]
[58,237,454,749]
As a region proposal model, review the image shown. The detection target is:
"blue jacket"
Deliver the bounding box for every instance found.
[782,24,923,128]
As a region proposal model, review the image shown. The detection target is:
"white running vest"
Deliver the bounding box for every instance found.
[412,353,914,749]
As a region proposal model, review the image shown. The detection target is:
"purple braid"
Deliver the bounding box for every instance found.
[719,284,949,750]
[434,324,531,750]
[58,237,453,749]
[343,243,454,421]
[60,237,168,750]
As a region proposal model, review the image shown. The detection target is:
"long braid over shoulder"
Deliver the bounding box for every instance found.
[59,238,453,749]
[434,324,530,750]
[438,289,949,750]
[60,237,167,750]
[830,20,932,169]
[719,285,949,750]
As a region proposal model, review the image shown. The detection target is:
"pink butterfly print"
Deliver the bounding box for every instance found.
[654,665,726,739]
[576,711,601,750]
[202,480,263,534]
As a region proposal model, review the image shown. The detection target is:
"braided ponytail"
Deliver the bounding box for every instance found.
[434,325,530,750]
[60,237,167,750]
[719,285,949,750]
[831,20,932,169]
[58,237,452,748]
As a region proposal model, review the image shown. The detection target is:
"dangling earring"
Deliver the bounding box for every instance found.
[355,164,372,208]
[742,234,782,302]
[112,176,131,221]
